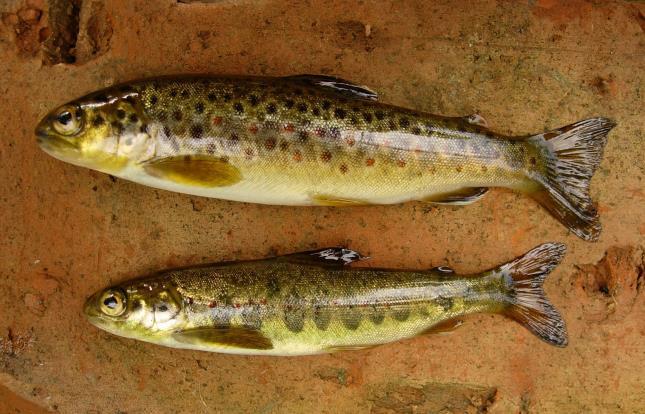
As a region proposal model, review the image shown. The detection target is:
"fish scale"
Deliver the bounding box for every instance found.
[36,74,614,240]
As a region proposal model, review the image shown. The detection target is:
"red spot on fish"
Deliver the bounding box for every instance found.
[346,138,355,147]
[260,298,268,305]
[245,148,254,159]
[321,151,332,162]
[315,128,326,137]
[366,158,375,166]
[264,138,276,150]
[284,123,295,132]
[455,165,462,172]
[293,150,302,162]
[208,301,217,308]
[212,116,223,125]
[481,165,488,172]
[249,124,259,134]
[234,303,241,308]
[397,160,406,168]
[340,164,348,174]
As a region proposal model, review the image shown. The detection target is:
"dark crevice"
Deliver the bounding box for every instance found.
[43,0,82,65]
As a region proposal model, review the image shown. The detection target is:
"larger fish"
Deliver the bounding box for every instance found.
[84,243,567,355]
[35,75,614,240]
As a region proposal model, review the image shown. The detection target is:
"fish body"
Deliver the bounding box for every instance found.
[36,75,615,240]
[84,244,568,355]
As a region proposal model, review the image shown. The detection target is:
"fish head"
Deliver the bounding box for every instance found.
[36,88,152,174]
[84,277,186,343]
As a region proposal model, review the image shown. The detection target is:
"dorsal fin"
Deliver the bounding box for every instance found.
[285,74,378,101]
[280,247,368,267]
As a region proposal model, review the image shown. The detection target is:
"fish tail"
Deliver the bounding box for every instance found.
[527,117,615,241]
[498,242,568,347]
[528,118,616,241]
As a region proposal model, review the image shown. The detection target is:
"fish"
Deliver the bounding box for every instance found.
[83,243,568,355]
[35,75,615,241]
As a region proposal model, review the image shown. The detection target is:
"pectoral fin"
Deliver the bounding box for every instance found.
[421,187,488,205]
[172,326,273,350]
[143,156,242,187]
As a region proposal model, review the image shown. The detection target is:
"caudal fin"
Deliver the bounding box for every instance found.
[528,118,615,241]
[499,243,568,347]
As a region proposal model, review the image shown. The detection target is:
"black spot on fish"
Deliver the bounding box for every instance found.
[129,113,138,123]
[370,310,385,325]
[116,109,126,119]
[362,112,373,123]
[297,130,308,142]
[436,296,453,311]
[349,116,358,125]
[223,93,232,102]
[341,311,361,330]
[233,103,244,114]
[207,92,217,102]
[180,90,189,99]
[92,116,104,126]
[322,100,331,110]
[312,107,321,116]
[412,126,421,135]
[266,103,277,114]
[110,121,123,134]
[169,89,178,98]
[284,309,305,333]
[173,110,183,121]
[150,95,158,105]
[190,124,204,139]
[334,108,346,119]
[392,308,410,321]
[313,306,331,330]
[266,277,280,297]
[297,103,308,113]
[375,110,385,120]
[195,102,205,114]
[399,117,410,128]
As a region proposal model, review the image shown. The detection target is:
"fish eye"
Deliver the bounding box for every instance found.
[52,105,84,136]
[99,289,127,316]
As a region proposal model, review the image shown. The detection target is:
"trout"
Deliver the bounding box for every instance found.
[84,243,568,355]
[35,75,615,240]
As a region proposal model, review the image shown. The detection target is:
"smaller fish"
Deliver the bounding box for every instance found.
[84,243,568,355]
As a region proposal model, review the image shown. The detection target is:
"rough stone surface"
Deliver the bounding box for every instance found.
[0,0,643,412]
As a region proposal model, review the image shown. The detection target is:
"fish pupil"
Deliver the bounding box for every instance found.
[103,296,117,309]
[158,304,168,312]
[57,111,72,125]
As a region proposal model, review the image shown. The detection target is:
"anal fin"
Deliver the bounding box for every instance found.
[311,194,371,206]
[421,187,488,205]
[421,319,464,336]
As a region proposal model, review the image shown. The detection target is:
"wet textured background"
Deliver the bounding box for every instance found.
[1,0,644,413]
